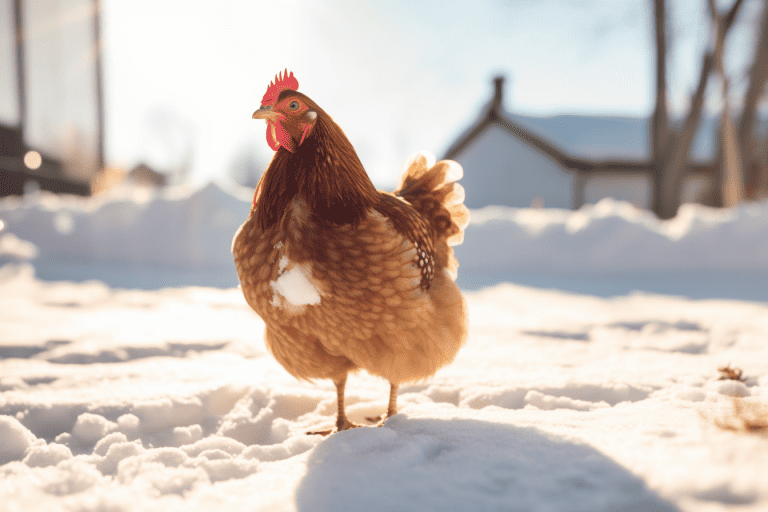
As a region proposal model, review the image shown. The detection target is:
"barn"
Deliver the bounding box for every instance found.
[444,77,715,209]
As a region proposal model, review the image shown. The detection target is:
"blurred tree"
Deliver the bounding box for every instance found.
[650,0,745,219]
[710,0,746,207]
[738,0,768,200]
[650,0,670,217]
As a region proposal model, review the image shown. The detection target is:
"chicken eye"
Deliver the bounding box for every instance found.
[289,101,299,111]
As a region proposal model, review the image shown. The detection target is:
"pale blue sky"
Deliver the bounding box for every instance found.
[101,0,762,187]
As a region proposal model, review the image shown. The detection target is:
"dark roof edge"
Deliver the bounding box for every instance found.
[443,78,714,175]
[443,112,494,161]
[444,102,652,173]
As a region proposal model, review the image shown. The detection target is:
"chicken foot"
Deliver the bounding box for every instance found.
[366,382,399,425]
[307,374,363,436]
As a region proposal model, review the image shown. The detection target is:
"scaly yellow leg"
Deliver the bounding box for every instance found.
[307,374,362,435]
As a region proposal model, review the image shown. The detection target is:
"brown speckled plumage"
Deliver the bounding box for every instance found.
[233,85,468,433]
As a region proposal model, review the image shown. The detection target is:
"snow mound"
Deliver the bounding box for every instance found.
[1,183,766,297]
[23,443,73,468]
[457,198,768,274]
[72,413,118,445]
[0,416,39,464]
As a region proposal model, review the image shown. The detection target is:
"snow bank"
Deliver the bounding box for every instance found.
[458,199,768,273]
[0,183,249,273]
[0,416,40,464]
[0,183,766,293]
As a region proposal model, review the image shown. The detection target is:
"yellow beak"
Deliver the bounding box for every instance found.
[252,105,280,121]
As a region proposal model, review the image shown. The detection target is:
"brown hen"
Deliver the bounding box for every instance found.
[232,70,469,434]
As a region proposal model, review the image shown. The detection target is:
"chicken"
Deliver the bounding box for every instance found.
[232,70,469,434]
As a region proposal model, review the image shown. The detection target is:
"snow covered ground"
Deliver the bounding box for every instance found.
[1,184,767,511]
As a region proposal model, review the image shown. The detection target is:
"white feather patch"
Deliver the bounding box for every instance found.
[270,256,321,311]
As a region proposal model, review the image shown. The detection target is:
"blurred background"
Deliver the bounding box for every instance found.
[1,0,767,299]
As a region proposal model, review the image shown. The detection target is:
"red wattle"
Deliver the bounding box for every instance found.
[275,121,296,153]
[266,120,303,153]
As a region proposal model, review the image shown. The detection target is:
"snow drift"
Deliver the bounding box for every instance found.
[0,183,766,294]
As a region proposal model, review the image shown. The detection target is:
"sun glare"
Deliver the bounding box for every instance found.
[23,150,42,170]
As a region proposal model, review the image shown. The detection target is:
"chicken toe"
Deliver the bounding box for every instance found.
[307,374,364,435]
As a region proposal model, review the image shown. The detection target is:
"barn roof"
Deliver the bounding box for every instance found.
[443,77,712,176]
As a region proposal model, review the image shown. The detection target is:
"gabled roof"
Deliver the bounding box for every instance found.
[128,163,167,187]
[443,77,652,174]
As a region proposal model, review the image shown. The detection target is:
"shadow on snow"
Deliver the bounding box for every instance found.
[295,415,679,512]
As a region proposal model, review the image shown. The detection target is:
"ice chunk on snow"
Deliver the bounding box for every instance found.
[117,414,140,438]
[0,416,37,464]
[97,441,145,475]
[23,443,73,467]
[180,436,247,457]
[711,380,751,398]
[94,432,129,456]
[173,424,203,447]
[72,413,117,445]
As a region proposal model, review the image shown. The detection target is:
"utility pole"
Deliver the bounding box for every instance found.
[13,0,26,134]
[93,0,106,173]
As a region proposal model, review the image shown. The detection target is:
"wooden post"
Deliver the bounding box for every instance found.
[738,0,768,199]
[93,0,106,175]
[13,0,26,133]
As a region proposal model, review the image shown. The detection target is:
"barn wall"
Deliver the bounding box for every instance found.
[455,125,574,209]
[583,173,652,208]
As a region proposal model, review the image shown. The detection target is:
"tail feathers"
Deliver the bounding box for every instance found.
[396,151,463,194]
[395,152,470,279]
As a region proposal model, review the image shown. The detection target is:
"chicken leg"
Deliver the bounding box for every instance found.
[307,374,363,436]
[367,382,399,425]
[308,378,399,435]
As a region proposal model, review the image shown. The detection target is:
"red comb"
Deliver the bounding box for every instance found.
[261,69,299,107]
